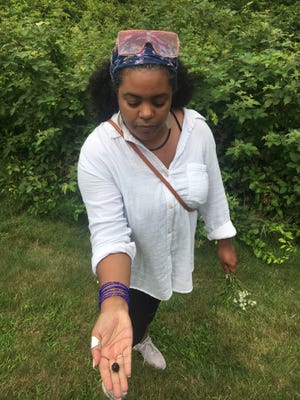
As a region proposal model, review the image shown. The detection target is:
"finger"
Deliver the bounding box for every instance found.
[122,345,132,378]
[115,355,129,394]
[91,347,101,368]
[110,356,128,399]
[100,356,113,392]
[230,266,237,274]
[228,262,237,274]
[223,263,230,274]
[90,335,102,368]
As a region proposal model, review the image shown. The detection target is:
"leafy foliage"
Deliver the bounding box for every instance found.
[0,3,93,214]
[0,0,299,261]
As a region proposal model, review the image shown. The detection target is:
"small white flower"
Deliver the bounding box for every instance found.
[223,273,257,311]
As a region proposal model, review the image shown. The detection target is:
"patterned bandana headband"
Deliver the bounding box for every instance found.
[110,30,179,79]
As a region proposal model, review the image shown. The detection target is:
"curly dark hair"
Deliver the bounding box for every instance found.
[87,59,194,123]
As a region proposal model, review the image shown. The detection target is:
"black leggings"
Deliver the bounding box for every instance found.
[129,289,161,346]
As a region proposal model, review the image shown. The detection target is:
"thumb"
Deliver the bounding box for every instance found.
[91,344,102,368]
[91,336,101,368]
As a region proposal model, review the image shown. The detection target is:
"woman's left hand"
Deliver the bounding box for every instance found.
[217,238,238,274]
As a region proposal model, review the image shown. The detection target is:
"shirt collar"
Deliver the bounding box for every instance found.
[116,112,145,145]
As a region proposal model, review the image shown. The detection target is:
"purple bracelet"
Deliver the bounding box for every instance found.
[98,281,130,309]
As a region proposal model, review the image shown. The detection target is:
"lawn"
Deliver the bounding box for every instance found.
[0,204,299,400]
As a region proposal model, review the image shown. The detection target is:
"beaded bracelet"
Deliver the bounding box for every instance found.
[98,281,130,309]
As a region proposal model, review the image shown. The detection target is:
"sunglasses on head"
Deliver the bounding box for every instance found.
[116,30,180,58]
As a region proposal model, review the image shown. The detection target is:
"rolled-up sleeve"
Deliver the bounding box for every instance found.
[77,132,136,274]
[197,120,237,240]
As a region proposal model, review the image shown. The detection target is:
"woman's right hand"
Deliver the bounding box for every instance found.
[91,298,133,399]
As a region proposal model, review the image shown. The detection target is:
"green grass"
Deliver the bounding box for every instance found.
[0,204,299,400]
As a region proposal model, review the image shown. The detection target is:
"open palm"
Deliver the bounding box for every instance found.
[91,308,133,398]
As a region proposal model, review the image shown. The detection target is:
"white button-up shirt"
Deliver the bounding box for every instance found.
[78,109,236,300]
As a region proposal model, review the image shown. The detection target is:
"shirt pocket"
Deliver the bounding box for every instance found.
[186,163,209,205]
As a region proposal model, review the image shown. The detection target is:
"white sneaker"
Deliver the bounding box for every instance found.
[133,336,166,369]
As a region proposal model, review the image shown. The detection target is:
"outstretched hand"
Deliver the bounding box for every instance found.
[91,307,133,399]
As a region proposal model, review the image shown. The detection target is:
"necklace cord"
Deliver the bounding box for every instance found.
[148,128,171,151]
[147,109,182,151]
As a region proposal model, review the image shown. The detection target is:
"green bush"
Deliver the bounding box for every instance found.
[0,0,299,261]
[183,3,300,262]
[0,3,90,213]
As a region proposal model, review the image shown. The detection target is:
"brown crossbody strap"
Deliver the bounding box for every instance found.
[108,119,196,212]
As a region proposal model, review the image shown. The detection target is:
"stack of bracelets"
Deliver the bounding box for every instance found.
[98,281,130,309]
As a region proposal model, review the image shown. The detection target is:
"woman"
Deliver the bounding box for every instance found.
[78,30,238,400]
